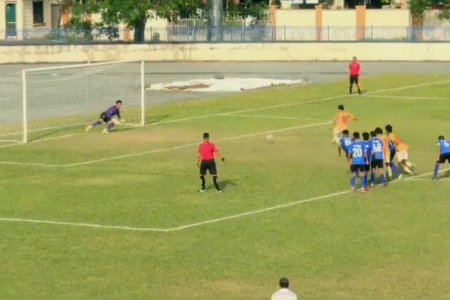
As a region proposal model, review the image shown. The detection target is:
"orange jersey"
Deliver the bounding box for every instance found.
[333,111,355,131]
[388,132,409,151]
[377,134,391,155]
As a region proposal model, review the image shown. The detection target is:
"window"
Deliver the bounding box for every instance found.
[33,0,44,24]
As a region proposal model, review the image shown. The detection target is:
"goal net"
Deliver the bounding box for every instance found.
[0,60,145,143]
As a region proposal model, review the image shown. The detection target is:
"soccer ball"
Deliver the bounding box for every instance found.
[266,134,274,140]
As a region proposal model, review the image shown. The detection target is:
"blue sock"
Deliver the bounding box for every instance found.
[390,163,401,176]
[92,121,102,127]
[380,174,386,184]
[363,175,368,187]
[370,172,375,185]
[107,123,115,130]
[434,163,440,179]
[350,176,356,188]
[361,175,366,189]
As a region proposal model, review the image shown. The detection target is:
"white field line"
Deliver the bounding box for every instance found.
[218,114,327,121]
[362,95,448,100]
[62,121,330,167]
[407,177,450,181]
[1,79,449,164]
[0,79,448,149]
[0,121,329,167]
[0,134,82,149]
[0,168,447,232]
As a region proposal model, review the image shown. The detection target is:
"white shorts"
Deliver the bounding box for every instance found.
[333,129,343,142]
[384,153,391,164]
[396,150,408,162]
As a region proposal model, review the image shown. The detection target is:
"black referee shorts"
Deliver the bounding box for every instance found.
[99,112,111,123]
[349,75,359,85]
[200,159,217,176]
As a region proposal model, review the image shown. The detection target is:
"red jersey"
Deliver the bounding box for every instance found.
[198,142,218,160]
[349,62,360,76]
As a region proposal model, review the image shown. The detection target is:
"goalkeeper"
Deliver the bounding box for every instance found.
[86,100,125,134]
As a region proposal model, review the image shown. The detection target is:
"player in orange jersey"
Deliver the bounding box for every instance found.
[331,105,358,154]
[385,124,416,175]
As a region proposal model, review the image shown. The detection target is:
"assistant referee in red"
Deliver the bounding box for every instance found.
[197,132,225,193]
[349,56,361,95]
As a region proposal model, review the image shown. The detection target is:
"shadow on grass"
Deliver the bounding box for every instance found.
[220,179,237,191]
[29,127,78,142]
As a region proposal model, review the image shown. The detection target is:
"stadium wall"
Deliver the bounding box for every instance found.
[0,43,449,63]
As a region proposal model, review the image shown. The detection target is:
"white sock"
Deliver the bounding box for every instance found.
[387,167,392,178]
[406,161,412,167]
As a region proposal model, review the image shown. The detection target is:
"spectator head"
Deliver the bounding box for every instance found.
[279,277,289,289]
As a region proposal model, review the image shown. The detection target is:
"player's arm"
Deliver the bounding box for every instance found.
[330,115,337,129]
[214,147,225,162]
[349,113,358,121]
[437,143,441,161]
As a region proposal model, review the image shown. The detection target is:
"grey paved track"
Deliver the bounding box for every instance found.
[1,62,450,132]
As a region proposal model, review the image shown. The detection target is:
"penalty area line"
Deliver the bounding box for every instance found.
[1,168,448,232]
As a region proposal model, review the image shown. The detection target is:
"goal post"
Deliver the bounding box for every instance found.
[0,60,146,143]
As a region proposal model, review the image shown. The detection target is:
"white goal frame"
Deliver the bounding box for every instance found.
[20,60,145,143]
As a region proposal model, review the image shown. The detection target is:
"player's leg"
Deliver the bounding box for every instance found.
[86,113,106,132]
[364,163,370,188]
[403,152,416,169]
[350,165,357,191]
[384,151,393,179]
[397,151,413,175]
[388,151,402,179]
[370,160,377,186]
[359,166,367,192]
[198,161,207,192]
[433,154,445,179]
[209,161,222,193]
[332,129,342,144]
[338,144,342,156]
[349,76,354,94]
[102,119,117,134]
[355,76,361,94]
[377,161,386,186]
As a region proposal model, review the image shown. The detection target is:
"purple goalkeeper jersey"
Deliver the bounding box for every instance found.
[105,106,121,119]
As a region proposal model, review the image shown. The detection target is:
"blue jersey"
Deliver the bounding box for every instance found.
[348,141,367,165]
[437,140,450,154]
[340,137,353,153]
[105,106,121,119]
[370,138,384,160]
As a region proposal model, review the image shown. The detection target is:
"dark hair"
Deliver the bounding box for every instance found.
[375,127,383,134]
[353,132,360,139]
[362,132,370,141]
[342,130,349,135]
[338,105,344,110]
[279,277,289,289]
[203,132,209,139]
[439,135,445,140]
[385,124,393,132]
[116,100,122,104]
[370,131,376,137]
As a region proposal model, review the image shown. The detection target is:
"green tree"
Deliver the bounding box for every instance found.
[69,0,205,42]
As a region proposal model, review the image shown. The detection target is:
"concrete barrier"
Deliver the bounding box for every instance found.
[0,43,448,63]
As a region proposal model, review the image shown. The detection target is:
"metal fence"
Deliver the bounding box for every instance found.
[2,26,450,44]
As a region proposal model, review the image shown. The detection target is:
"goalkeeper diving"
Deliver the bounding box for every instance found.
[86,100,125,134]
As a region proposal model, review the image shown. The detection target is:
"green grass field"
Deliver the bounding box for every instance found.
[1,74,450,299]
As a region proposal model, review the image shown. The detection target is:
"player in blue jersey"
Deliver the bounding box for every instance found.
[369,131,386,186]
[362,132,371,185]
[347,132,368,192]
[338,130,353,157]
[86,100,125,134]
[433,135,450,180]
